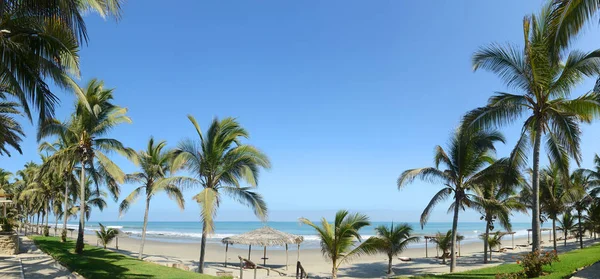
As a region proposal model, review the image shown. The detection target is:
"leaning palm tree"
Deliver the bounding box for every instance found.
[539,164,584,251]
[368,223,419,275]
[172,116,270,273]
[38,79,133,254]
[119,137,185,260]
[398,125,505,272]
[300,210,378,279]
[95,223,118,249]
[470,178,526,263]
[558,211,577,247]
[466,1,600,251]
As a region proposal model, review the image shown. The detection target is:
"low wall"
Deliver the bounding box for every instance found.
[0,232,19,255]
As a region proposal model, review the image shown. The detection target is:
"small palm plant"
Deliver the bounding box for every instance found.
[300,210,378,279]
[95,223,118,249]
[483,232,504,261]
[558,211,577,247]
[432,230,452,264]
[369,223,419,275]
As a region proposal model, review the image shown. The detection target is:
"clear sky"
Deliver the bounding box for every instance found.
[2,0,600,224]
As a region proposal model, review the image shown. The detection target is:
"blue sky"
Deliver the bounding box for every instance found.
[2,0,600,224]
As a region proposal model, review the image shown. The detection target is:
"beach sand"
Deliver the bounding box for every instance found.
[48,228,599,279]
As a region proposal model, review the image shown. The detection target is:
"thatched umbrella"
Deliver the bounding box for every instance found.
[221,227,304,269]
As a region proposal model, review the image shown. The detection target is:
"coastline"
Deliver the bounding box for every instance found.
[47,228,599,278]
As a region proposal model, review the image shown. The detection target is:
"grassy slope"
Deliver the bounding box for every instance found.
[32,236,223,279]
[395,243,600,279]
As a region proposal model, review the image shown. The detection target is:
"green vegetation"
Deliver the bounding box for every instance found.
[394,243,600,279]
[369,223,419,275]
[398,125,512,272]
[300,210,379,279]
[31,236,221,279]
[171,116,271,273]
[119,137,186,260]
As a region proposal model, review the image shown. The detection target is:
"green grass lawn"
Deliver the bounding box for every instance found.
[31,236,224,279]
[395,243,600,279]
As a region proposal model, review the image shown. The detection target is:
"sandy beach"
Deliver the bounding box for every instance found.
[43,228,599,279]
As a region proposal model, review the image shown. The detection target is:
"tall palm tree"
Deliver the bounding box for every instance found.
[558,211,577,247]
[172,116,270,273]
[571,170,593,248]
[38,79,133,254]
[299,210,378,279]
[539,164,583,251]
[466,2,600,251]
[39,138,78,242]
[470,179,526,263]
[398,125,505,272]
[578,154,600,197]
[369,223,419,275]
[119,137,185,260]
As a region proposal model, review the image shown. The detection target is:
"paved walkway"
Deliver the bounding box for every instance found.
[572,261,600,279]
[0,235,81,279]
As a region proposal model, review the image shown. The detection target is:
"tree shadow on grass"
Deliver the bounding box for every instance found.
[34,238,152,279]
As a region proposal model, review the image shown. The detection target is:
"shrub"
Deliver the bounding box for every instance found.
[43,226,49,237]
[495,250,559,279]
[0,217,14,232]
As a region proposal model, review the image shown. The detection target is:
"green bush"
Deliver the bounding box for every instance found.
[60,229,67,242]
[495,250,559,279]
[0,217,14,232]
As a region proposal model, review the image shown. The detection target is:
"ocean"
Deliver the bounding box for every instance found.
[68,221,548,250]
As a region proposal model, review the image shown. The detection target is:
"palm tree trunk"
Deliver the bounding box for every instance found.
[531,120,542,252]
[578,211,583,249]
[54,213,59,236]
[139,198,150,260]
[62,177,69,242]
[450,194,460,272]
[483,220,490,264]
[552,218,557,251]
[36,212,40,234]
[198,221,207,273]
[489,249,492,261]
[75,162,86,254]
[387,254,393,275]
[332,259,337,279]
[44,201,49,236]
[564,228,567,247]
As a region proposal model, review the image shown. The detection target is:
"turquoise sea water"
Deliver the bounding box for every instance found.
[69,221,549,249]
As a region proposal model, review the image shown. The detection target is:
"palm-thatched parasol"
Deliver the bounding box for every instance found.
[221,227,304,269]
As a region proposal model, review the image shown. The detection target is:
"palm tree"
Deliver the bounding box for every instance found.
[95,223,118,249]
[0,0,123,122]
[398,125,505,272]
[0,96,24,156]
[578,154,600,197]
[119,137,185,260]
[484,232,504,261]
[558,211,577,247]
[299,210,378,279]
[172,116,270,273]
[38,79,133,254]
[69,183,108,222]
[369,223,419,275]
[431,230,454,264]
[571,170,593,249]
[539,164,583,251]
[466,2,600,251]
[39,138,78,242]
[470,179,526,263]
